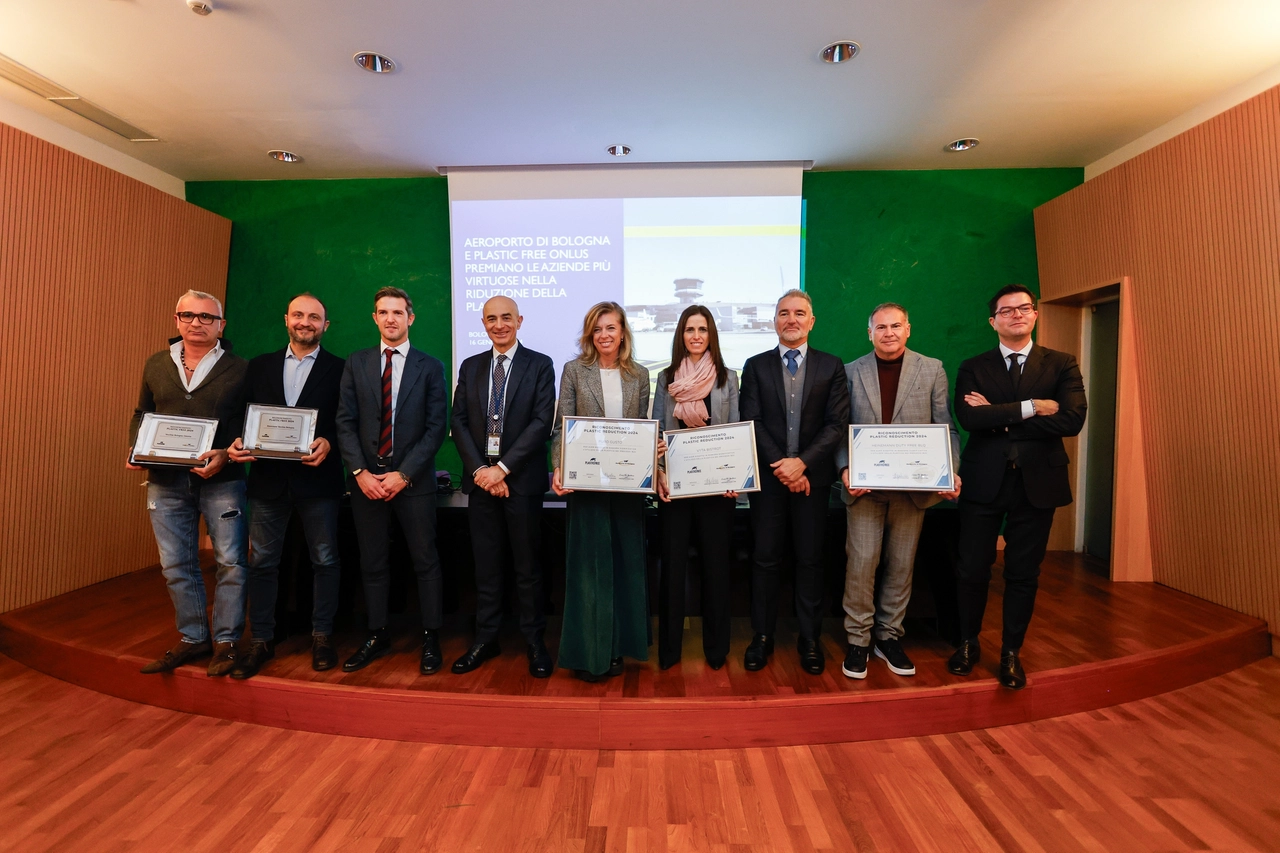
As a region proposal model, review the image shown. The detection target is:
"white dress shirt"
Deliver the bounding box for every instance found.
[379,339,411,424]
[777,341,809,368]
[170,340,224,392]
[477,340,519,475]
[283,345,319,407]
[999,341,1036,420]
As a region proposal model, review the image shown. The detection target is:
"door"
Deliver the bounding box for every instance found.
[1083,300,1119,561]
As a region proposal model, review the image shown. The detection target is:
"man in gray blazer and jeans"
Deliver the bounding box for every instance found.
[835,303,961,679]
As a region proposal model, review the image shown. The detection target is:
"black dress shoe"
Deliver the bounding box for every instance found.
[527,643,553,678]
[342,629,391,672]
[420,630,442,675]
[947,639,981,675]
[574,669,607,682]
[706,656,726,671]
[798,637,825,675]
[140,638,211,674]
[743,634,774,671]
[451,641,501,674]
[230,639,274,680]
[608,657,624,677]
[999,649,1027,690]
[311,634,338,672]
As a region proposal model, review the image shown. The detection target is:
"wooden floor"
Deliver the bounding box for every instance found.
[2,650,1278,852]
[0,552,1271,749]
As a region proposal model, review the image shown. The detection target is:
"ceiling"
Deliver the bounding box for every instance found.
[2,0,1279,182]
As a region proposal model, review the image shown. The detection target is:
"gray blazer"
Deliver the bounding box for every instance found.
[835,348,961,509]
[550,358,650,469]
[652,367,740,432]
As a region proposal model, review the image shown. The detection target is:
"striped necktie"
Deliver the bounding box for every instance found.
[379,349,394,458]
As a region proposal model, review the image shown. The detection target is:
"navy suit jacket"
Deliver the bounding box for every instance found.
[243,346,346,501]
[336,344,447,497]
[452,344,556,497]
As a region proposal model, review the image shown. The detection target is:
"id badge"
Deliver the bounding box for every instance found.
[486,435,501,456]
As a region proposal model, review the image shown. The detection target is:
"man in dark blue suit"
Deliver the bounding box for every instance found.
[227,294,346,678]
[450,296,556,678]
[336,286,448,675]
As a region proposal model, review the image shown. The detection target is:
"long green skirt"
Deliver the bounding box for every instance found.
[557,491,650,675]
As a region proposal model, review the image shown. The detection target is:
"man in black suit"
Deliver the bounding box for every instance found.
[226,293,345,678]
[948,284,1087,689]
[335,286,448,675]
[449,296,556,678]
[739,289,851,675]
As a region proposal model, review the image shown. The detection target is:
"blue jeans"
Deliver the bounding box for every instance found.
[146,478,249,644]
[247,496,342,640]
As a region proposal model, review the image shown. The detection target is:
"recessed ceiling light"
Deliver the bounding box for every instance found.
[945,138,980,152]
[354,52,396,74]
[606,144,630,157]
[820,41,860,63]
[268,150,302,163]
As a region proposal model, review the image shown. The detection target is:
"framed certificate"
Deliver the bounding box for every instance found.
[847,424,956,492]
[560,416,659,494]
[243,404,318,460]
[663,420,760,499]
[131,412,218,467]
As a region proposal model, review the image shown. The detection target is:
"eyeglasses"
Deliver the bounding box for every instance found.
[176,311,223,325]
[994,303,1036,319]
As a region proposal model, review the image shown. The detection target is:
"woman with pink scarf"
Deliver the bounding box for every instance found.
[654,305,741,670]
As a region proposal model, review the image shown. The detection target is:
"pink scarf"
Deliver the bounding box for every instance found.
[669,356,718,427]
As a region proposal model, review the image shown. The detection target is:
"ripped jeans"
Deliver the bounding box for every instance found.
[147,478,248,644]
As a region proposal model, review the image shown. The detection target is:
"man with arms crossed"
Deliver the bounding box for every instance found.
[226,293,345,678]
[834,303,961,680]
[129,290,249,677]
[948,284,1086,689]
[450,296,557,677]
[739,289,851,675]
[336,287,448,674]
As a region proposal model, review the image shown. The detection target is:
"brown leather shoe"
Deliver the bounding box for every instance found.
[140,639,212,674]
[230,639,273,680]
[312,634,338,671]
[207,642,239,677]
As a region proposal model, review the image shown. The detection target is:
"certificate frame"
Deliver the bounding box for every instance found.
[243,403,318,460]
[662,420,761,499]
[131,412,218,467]
[847,423,956,492]
[560,416,659,494]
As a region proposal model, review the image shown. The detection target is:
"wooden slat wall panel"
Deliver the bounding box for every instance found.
[0,122,230,613]
[1034,86,1280,632]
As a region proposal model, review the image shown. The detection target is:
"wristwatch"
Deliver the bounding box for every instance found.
[351,468,365,477]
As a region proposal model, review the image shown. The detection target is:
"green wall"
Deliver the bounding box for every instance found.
[187,168,1081,475]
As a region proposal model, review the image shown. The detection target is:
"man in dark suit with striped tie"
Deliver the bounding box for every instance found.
[450,296,557,677]
[335,286,448,675]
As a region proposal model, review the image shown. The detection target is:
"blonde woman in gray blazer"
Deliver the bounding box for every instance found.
[652,305,740,670]
[549,302,651,681]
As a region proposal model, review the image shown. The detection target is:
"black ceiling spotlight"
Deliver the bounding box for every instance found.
[354,52,396,74]
[606,144,631,157]
[268,150,302,163]
[820,41,860,64]
[946,138,980,152]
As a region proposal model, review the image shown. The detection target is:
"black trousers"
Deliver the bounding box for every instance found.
[748,486,830,641]
[955,466,1057,651]
[658,494,734,667]
[349,487,442,632]
[469,488,547,645]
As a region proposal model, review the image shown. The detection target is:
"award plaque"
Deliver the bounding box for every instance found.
[663,420,760,499]
[560,416,659,494]
[847,424,956,492]
[131,412,218,467]
[243,404,318,460]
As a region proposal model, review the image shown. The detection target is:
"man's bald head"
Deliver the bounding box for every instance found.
[482,295,522,353]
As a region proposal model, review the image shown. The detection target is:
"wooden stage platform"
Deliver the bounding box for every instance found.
[0,553,1269,750]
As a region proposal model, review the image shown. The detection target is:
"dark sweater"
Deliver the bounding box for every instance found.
[130,343,249,486]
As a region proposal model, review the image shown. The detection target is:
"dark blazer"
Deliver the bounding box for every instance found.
[452,344,556,496]
[336,344,447,497]
[739,345,851,495]
[953,344,1087,508]
[243,346,346,501]
[130,340,248,486]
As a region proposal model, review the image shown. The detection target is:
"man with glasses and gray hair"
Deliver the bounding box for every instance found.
[834,302,961,681]
[947,284,1086,690]
[128,289,250,677]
